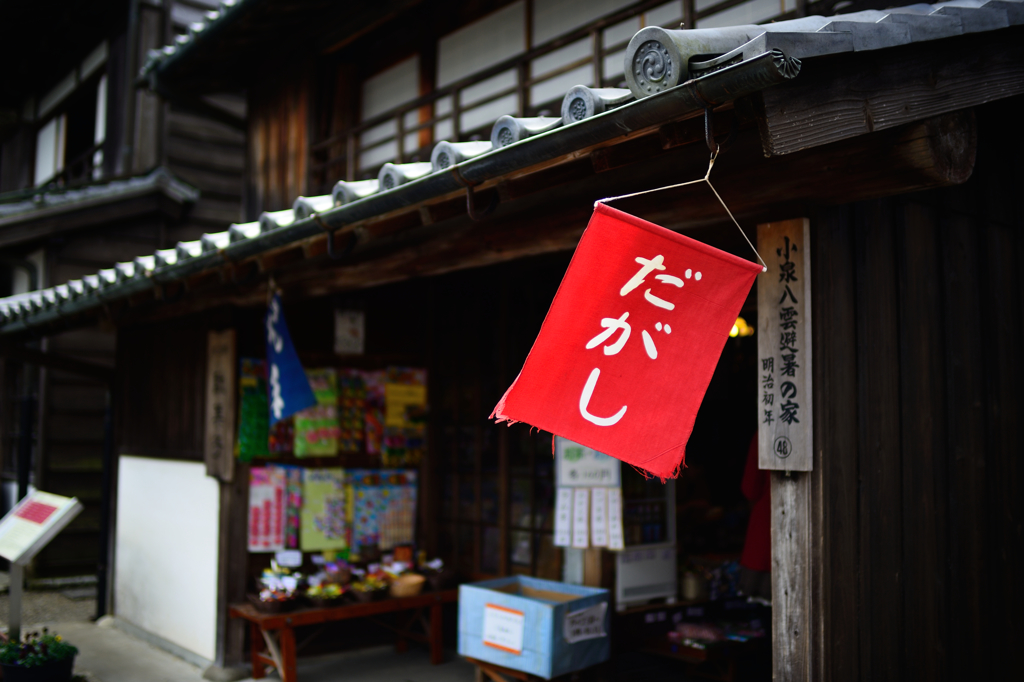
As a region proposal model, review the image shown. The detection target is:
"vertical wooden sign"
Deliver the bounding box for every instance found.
[757,219,813,471]
[205,329,237,482]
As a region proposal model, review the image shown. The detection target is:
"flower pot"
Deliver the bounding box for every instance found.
[0,655,75,682]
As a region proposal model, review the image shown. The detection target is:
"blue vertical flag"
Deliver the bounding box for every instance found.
[266,292,317,425]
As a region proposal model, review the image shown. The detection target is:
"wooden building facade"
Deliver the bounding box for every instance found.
[0,0,246,580]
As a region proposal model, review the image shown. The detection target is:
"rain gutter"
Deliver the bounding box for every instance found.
[1,49,798,337]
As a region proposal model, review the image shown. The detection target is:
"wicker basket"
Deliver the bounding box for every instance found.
[389,573,425,598]
[306,595,348,609]
[349,586,387,603]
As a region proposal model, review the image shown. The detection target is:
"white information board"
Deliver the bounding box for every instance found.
[555,437,621,487]
[0,491,82,566]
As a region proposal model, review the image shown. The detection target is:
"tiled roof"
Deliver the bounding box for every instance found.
[0,167,199,227]
[2,0,1021,334]
[138,0,248,81]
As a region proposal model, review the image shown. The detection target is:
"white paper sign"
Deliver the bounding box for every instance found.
[572,488,590,548]
[590,488,608,547]
[334,310,365,355]
[563,602,607,643]
[275,550,303,568]
[555,437,621,487]
[483,603,525,655]
[554,488,573,547]
[606,487,625,551]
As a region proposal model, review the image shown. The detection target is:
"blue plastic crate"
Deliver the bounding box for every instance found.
[458,575,610,679]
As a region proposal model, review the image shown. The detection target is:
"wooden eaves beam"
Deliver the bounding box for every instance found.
[107,104,977,330]
[753,26,1024,156]
[0,345,114,383]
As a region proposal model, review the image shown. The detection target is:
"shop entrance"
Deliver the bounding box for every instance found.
[215,213,770,677]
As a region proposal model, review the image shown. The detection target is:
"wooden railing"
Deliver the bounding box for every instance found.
[308,0,811,193]
[49,141,105,188]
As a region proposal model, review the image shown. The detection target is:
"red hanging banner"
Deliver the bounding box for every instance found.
[492,203,762,479]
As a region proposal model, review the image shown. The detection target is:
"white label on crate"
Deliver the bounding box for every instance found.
[590,488,608,547]
[606,487,625,550]
[563,602,607,643]
[483,603,525,655]
[554,487,573,547]
[572,488,590,548]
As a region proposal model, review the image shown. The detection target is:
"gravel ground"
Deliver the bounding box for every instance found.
[0,590,97,630]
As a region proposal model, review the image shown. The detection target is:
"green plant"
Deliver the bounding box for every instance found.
[0,628,78,668]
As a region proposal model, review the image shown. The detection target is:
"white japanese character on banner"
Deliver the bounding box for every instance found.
[579,254,702,426]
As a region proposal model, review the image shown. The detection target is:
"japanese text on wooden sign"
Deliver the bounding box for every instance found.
[757,220,813,471]
[205,329,236,481]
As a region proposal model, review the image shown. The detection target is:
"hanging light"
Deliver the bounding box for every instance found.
[730,316,754,338]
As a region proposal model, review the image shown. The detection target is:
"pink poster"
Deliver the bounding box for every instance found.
[248,467,286,552]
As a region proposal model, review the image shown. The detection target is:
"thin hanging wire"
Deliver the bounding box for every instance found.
[595,152,768,273]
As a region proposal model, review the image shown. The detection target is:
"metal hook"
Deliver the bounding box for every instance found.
[327,229,358,260]
[704,107,736,156]
[704,108,719,156]
[313,214,356,260]
[229,262,260,288]
[451,169,499,221]
[465,183,499,221]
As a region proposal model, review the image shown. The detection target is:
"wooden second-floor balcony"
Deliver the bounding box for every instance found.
[307,0,809,194]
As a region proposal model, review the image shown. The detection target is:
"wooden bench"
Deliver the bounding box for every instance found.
[230,589,458,682]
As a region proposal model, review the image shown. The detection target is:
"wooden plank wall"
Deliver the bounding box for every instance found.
[164,101,246,240]
[116,308,246,461]
[248,65,312,216]
[810,98,1024,681]
[32,215,177,577]
[162,1,247,237]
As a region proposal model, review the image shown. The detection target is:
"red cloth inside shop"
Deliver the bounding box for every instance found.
[492,203,762,479]
[741,434,771,572]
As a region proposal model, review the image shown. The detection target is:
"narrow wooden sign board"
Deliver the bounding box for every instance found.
[205,329,237,482]
[757,219,813,471]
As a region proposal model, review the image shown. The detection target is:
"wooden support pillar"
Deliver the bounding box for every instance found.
[760,219,822,680]
[771,471,820,681]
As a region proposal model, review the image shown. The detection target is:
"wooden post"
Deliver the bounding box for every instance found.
[759,219,819,680]
[279,626,298,682]
[430,601,444,665]
[250,622,265,679]
[771,471,814,681]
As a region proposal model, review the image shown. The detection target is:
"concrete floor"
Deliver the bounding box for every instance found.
[23,619,477,682]
[31,620,479,682]
[0,581,476,682]
[0,583,731,681]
